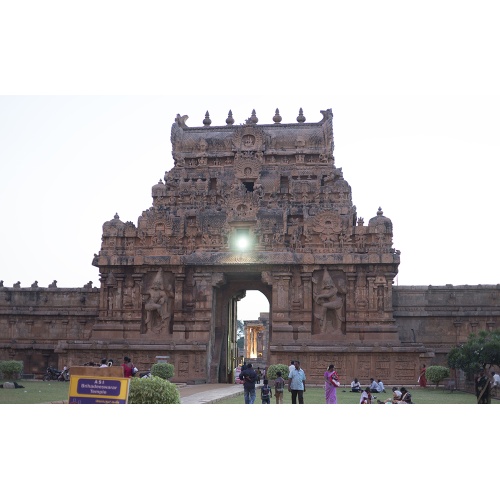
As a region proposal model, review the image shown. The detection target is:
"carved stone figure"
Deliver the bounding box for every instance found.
[313,269,346,335]
[143,270,174,334]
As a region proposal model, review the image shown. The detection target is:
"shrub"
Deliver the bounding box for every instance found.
[150,362,174,380]
[128,376,180,404]
[426,365,450,389]
[266,364,290,381]
[0,360,23,379]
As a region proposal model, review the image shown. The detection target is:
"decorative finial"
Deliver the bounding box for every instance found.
[273,108,282,124]
[250,109,258,124]
[114,213,120,219]
[203,111,211,126]
[297,108,306,123]
[226,110,234,125]
[377,207,383,216]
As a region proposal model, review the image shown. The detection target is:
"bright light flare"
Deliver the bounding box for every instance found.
[236,235,250,251]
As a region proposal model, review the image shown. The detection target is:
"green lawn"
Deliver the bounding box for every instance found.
[0,380,70,404]
[2,379,498,404]
[215,386,500,404]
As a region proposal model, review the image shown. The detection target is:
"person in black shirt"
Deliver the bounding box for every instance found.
[239,362,257,404]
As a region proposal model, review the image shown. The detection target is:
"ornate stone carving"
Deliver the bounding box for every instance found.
[313,269,346,335]
[143,269,174,334]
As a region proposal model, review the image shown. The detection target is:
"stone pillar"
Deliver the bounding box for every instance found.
[115,274,124,313]
[173,273,185,335]
[301,273,312,312]
[367,276,376,310]
[132,274,142,312]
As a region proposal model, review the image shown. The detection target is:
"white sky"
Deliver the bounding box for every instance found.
[2,0,494,481]
[1,3,500,319]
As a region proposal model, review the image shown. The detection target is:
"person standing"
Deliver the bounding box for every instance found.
[288,360,306,404]
[239,362,257,404]
[475,369,491,404]
[288,360,295,378]
[122,356,135,378]
[418,364,428,388]
[274,370,285,404]
[256,367,262,385]
[324,364,340,404]
[260,379,272,404]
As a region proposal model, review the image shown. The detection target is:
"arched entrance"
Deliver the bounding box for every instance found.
[212,272,271,383]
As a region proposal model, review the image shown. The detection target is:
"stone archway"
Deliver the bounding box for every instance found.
[211,272,271,383]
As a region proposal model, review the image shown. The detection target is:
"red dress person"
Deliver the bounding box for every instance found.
[418,364,427,388]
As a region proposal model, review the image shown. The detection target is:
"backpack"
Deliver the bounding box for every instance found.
[261,385,271,398]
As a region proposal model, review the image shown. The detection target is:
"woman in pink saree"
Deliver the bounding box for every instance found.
[324,364,340,404]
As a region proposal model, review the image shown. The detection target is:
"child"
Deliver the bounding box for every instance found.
[274,371,285,404]
[260,378,272,404]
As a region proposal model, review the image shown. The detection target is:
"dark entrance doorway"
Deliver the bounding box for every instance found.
[212,273,271,383]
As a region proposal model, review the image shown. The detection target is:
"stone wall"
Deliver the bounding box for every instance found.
[2,283,499,385]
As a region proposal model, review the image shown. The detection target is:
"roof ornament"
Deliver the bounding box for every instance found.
[175,114,189,129]
[245,109,258,124]
[297,108,306,123]
[273,108,282,124]
[226,110,235,126]
[203,111,212,127]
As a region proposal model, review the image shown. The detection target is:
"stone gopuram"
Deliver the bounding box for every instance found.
[90,108,401,383]
[1,108,499,386]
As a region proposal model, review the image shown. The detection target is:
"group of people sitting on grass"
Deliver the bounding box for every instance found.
[359,385,413,404]
[350,377,387,394]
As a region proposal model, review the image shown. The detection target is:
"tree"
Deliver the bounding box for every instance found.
[236,320,245,349]
[425,365,450,389]
[447,330,500,376]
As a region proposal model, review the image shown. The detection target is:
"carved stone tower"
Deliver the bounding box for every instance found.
[91,108,402,383]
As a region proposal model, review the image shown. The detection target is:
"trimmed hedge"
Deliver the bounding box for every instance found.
[128,376,180,404]
[0,360,23,379]
[265,364,290,381]
[426,365,450,388]
[150,362,174,380]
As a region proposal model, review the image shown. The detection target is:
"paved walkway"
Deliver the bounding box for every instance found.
[178,383,244,404]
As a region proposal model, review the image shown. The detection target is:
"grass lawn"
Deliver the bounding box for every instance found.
[215,385,500,404]
[0,379,70,404]
[2,380,499,404]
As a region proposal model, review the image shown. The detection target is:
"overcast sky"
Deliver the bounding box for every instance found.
[1,2,500,324]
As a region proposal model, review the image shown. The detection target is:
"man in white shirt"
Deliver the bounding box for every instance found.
[288,360,295,378]
[350,378,361,392]
[288,360,306,404]
[491,371,500,394]
[369,378,380,393]
[377,379,386,393]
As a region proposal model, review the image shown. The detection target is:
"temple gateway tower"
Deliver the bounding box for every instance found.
[91,108,409,384]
